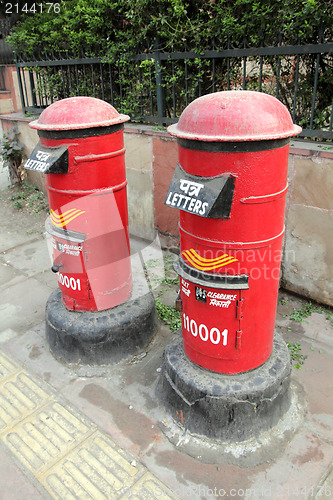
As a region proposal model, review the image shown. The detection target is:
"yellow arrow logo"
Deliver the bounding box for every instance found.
[50,208,86,228]
[182,248,238,271]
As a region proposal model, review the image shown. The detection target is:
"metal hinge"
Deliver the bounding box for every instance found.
[236,330,243,350]
[175,290,183,312]
[236,297,244,350]
[236,298,244,320]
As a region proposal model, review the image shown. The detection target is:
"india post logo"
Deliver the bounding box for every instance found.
[50,208,85,228]
[182,248,238,271]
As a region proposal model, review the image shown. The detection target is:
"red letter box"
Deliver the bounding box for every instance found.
[165,91,301,374]
[25,97,131,312]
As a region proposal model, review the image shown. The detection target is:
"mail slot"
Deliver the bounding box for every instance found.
[166,91,301,374]
[25,96,131,312]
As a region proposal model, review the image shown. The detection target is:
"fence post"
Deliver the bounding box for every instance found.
[28,69,38,108]
[0,66,6,90]
[15,60,26,114]
[154,39,166,127]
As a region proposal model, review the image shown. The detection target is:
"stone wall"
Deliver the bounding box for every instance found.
[0,113,332,307]
[124,129,155,240]
[283,144,333,306]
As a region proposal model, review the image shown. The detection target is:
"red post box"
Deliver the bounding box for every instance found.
[165,91,301,374]
[157,91,301,444]
[25,96,131,312]
[24,97,157,365]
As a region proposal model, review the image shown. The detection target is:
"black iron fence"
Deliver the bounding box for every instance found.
[15,30,333,139]
[0,66,6,91]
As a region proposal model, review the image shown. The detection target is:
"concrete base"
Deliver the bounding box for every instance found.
[45,276,157,365]
[156,332,292,442]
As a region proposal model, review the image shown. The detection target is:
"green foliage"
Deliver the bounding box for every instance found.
[8,0,331,56]
[13,199,23,210]
[144,251,180,331]
[289,300,333,328]
[287,342,307,369]
[162,254,179,286]
[0,126,26,185]
[289,301,316,322]
[6,0,332,132]
[143,253,179,290]
[155,299,182,332]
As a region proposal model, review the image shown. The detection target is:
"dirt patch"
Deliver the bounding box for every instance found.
[0,183,48,217]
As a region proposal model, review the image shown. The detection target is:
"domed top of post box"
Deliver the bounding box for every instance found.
[30,96,130,131]
[168,91,301,142]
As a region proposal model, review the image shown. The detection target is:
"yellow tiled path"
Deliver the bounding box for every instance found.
[0,350,179,499]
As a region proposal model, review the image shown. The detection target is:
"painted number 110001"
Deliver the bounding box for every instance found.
[58,273,81,292]
[183,313,228,346]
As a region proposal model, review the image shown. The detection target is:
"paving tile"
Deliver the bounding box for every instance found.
[0,231,42,254]
[3,402,95,475]
[314,466,333,499]
[0,350,21,382]
[0,371,53,434]
[42,431,146,499]
[0,328,18,344]
[0,259,26,290]
[0,277,51,333]
[3,239,51,277]
[0,442,48,500]
[1,324,75,392]
[123,472,180,500]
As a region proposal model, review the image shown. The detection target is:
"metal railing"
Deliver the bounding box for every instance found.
[0,66,6,90]
[15,30,333,139]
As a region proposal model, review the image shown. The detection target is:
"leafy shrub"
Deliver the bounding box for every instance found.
[0,126,26,185]
[6,1,332,134]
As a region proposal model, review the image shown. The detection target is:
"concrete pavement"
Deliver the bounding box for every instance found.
[0,184,333,499]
